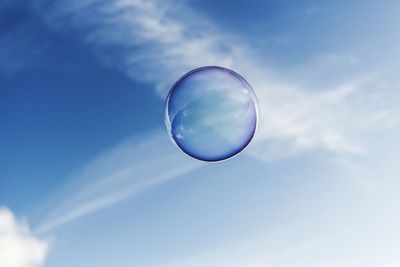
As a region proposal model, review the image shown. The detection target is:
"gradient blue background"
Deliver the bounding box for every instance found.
[1,0,400,266]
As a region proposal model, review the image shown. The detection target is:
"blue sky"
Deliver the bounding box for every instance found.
[0,0,400,266]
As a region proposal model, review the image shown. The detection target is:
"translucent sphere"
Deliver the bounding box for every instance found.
[164,66,258,162]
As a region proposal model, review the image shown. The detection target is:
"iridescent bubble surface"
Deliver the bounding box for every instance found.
[165,66,258,162]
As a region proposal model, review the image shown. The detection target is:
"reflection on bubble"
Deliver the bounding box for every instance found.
[165,66,258,162]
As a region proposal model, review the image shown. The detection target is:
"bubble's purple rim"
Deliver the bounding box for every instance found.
[164,66,259,162]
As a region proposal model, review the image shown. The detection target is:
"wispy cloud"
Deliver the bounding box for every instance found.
[36,132,201,234]
[0,207,48,267]
[31,0,400,232]
[36,0,399,162]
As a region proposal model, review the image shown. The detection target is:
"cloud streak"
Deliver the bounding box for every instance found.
[36,132,201,234]
[36,0,399,162]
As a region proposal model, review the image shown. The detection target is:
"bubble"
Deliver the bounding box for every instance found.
[164,66,258,162]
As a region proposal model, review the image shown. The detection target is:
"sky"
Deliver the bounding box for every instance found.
[0,0,400,266]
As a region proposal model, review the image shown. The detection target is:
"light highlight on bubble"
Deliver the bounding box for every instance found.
[165,66,258,162]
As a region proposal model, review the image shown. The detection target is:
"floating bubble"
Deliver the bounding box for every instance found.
[164,66,258,162]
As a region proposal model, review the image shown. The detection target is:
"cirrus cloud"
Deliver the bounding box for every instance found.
[35,0,400,162]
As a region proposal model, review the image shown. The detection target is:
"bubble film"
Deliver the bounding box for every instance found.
[165,66,258,162]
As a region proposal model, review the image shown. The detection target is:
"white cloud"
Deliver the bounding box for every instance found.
[37,0,399,162]
[0,207,48,267]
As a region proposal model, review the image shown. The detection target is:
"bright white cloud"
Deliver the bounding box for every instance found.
[38,0,399,162]
[0,207,48,267]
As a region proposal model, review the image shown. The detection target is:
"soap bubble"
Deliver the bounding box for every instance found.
[165,66,258,162]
